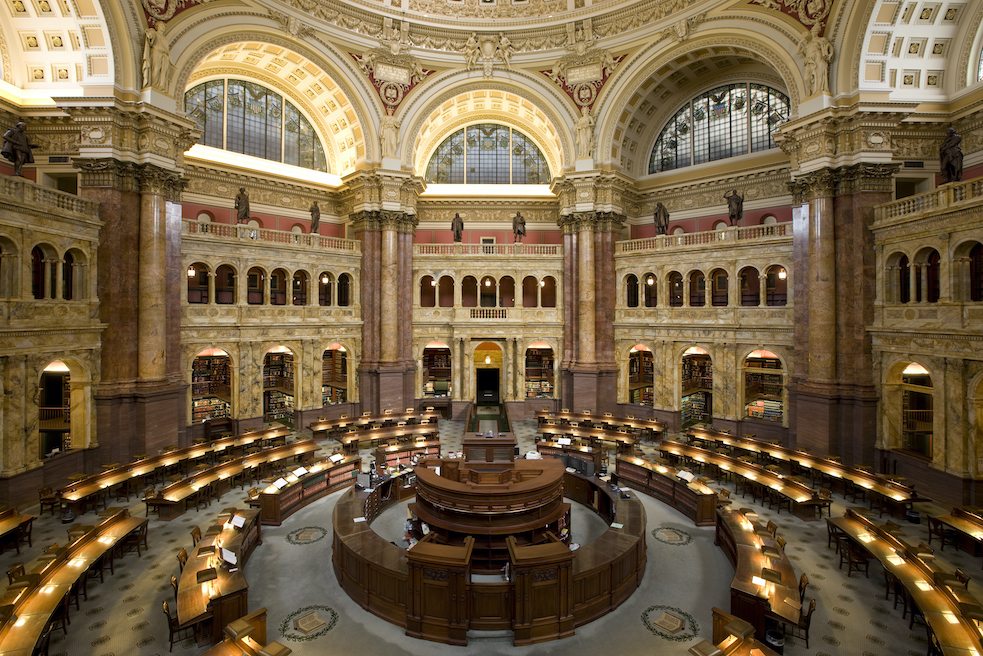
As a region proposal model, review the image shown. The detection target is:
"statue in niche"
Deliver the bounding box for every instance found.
[310,200,321,233]
[653,202,670,235]
[797,24,833,96]
[575,106,595,159]
[513,212,526,243]
[381,113,400,159]
[724,189,744,226]
[142,22,173,90]
[940,127,963,184]
[235,187,250,224]
[451,213,464,242]
[1,121,38,177]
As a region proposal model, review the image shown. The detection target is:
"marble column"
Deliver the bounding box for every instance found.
[54,258,64,300]
[453,337,462,402]
[379,212,400,363]
[759,274,768,307]
[576,213,595,366]
[137,169,169,382]
[2,356,25,476]
[807,170,837,384]
[207,271,216,304]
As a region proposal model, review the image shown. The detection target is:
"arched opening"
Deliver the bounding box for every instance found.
[643,273,657,307]
[739,266,760,306]
[270,268,288,305]
[63,248,87,300]
[681,346,712,427]
[0,237,18,298]
[743,349,784,423]
[31,245,55,300]
[187,262,209,304]
[714,221,729,231]
[322,344,348,405]
[292,270,309,306]
[474,341,502,405]
[462,276,478,307]
[899,255,911,303]
[191,348,232,425]
[39,360,71,457]
[318,272,334,306]
[438,276,454,307]
[420,275,437,307]
[541,276,557,307]
[500,276,515,307]
[765,265,788,306]
[971,243,983,301]
[62,251,74,301]
[668,271,683,307]
[423,341,451,398]
[901,362,933,457]
[263,346,295,425]
[689,271,705,307]
[216,265,236,304]
[625,274,639,308]
[629,344,653,405]
[912,248,940,303]
[479,276,497,307]
[247,267,265,305]
[525,342,554,398]
[710,268,728,307]
[338,273,352,306]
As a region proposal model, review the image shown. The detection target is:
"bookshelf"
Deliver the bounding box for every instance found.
[524,348,554,398]
[423,348,451,397]
[629,350,654,405]
[681,392,709,427]
[264,352,294,423]
[681,354,712,394]
[743,353,783,422]
[192,355,231,421]
[322,348,347,405]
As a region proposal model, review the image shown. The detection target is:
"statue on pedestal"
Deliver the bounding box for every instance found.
[452,213,464,242]
[653,202,670,235]
[1,121,37,177]
[235,188,250,224]
[310,200,321,233]
[940,127,963,184]
[724,189,743,226]
[513,212,526,243]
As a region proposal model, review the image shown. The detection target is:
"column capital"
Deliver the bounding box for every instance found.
[73,158,141,191]
[836,163,900,195]
[138,164,188,201]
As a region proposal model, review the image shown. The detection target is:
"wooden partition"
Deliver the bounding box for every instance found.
[251,456,360,525]
[405,536,473,645]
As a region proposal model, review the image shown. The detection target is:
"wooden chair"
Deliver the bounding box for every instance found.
[144,488,159,517]
[814,487,833,519]
[927,516,959,550]
[840,543,870,577]
[170,574,179,602]
[955,568,971,589]
[117,522,148,558]
[38,487,59,516]
[799,572,809,603]
[6,563,24,585]
[163,600,198,652]
[784,598,815,648]
[32,623,52,656]
[15,517,33,553]
[190,526,201,547]
[766,520,778,537]
[776,535,787,551]
[716,488,732,507]
[176,547,188,572]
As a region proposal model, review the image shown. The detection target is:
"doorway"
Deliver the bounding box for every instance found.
[477,369,500,405]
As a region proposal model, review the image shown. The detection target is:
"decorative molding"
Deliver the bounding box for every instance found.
[749,0,833,36]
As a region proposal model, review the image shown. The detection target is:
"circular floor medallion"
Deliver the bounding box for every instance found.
[640,605,700,642]
[651,526,693,546]
[286,526,328,546]
[278,605,339,642]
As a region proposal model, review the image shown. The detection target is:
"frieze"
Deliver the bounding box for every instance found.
[749,0,833,35]
[183,165,341,213]
[628,170,791,219]
[417,204,558,225]
[141,0,213,27]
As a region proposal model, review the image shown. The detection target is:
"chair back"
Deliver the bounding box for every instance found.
[163,600,176,626]
[776,535,787,550]
[801,598,816,627]
[956,569,971,587]
[170,574,179,601]
[177,547,188,571]
[190,526,201,546]
[766,520,778,536]
[6,563,24,585]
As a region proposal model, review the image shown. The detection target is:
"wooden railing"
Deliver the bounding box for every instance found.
[183,220,361,252]
[617,222,790,254]
[875,177,983,223]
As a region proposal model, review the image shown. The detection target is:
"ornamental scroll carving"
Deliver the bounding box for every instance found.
[541,26,623,112]
[531,568,558,582]
[423,568,449,581]
[141,0,213,27]
[353,20,432,113]
[750,0,834,35]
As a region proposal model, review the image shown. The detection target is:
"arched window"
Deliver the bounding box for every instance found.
[668,272,683,307]
[739,266,760,306]
[462,276,478,307]
[971,243,983,301]
[689,271,705,307]
[625,274,639,308]
[187,262,209,304]
[500,276,516,307]
[185,79,327,171]
[479,276,498,307]
[216,265,235,304]
[420,275,437,307]
[765,265,788,306]
[438,276,454,307]
[246,267,264,305]
[899,255,911,303]
[292,271,308,306]
[643,273,657,307]
[270,268,287,305]
[62,251,74,301]
[318,272,334,306]
[649,83,790,173]
[337,273,351,306]
[901,363,933,457]
[710,268,728,307]
[425,124,550,184]
[541,276,557,307]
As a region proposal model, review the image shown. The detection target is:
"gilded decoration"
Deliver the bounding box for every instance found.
[750,0,833,35]
[353,20,433,113]
[141,0,213,27]
[541,25,623,113]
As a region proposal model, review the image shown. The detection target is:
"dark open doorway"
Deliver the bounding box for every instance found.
[476,368,499,405]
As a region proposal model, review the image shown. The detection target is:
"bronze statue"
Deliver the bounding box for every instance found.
[451,213,464,243]
[940,127,963,184]
[653,202,670,235]
[724,189,744,226]
[1,122,38,177]
[310,200,321,233]
[513,212,526,243]
[235,187,250,224]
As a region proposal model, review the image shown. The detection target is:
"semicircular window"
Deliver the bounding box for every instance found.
[425,124,550,184]
[649,83,789,174]
[185,79,326,172]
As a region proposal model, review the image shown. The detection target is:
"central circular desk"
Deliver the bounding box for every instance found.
[332,434,646,646]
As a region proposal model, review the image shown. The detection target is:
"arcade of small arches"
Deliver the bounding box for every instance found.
[0,239,92,301]
[185,262,354,307]
[883,240,983,304]
[419,274,558,308]
[623,264,789,308]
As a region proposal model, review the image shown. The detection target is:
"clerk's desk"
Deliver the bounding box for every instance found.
[831,508,983,655]
[534,409,665,436]
[177,508,262,644]
[0,509,147,656]
[658,440,820,520]
[59,426,292,512]
[715,508,800,640]
[687,428,920,516]
[309,409,442,440]
[146,440,320,520]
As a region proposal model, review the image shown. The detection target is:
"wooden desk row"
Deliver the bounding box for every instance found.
[0,509,34,555]
[249,455,361,526]
[335,423,439,455]
[374,440,440,473]
[176,508,262,643]
[536,441,603,472]
[537,424,637,453]
[534,409,665,436]
[934,508,983,556]
[0,509,147,656]
[309,409,442,440]
[715,507,801,641]
[831,508,983,655]
[59,426,293,511]
[147,440,320,520]
[615,454,718,526]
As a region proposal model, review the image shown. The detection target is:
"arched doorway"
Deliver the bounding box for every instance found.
[901,362,933,457]
[681,346,712,427]
[743,349,784,423]
[524,342,554,398]
[322,344,348,405]
[39,360,71,457]
[474,342,502,405]
[422,341,451,398]
[191,348,232,424]
[628,344,653,405]
[263,345,295,425]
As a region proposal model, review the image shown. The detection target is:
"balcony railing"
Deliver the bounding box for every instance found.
[470,308,508,319]
[415,243,560,256]
[875,177,983,224]
[183,220,361,253]
[0,176,99,217]
[617,223,790,254]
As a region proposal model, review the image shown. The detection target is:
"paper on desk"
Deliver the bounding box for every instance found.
[610,522,624,529]
[353,517,366,523]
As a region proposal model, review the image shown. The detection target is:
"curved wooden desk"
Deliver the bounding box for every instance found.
[615,454,718,526]
[309,409,441,440]
[250,455,360,525]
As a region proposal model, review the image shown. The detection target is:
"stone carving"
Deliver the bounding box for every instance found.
[269,9,314,38]
[575,107,595,159]
[513,212,526,243]
[465,33,514,78]
[452,213,464,242]
[1,121,37,176]
[544,27,621,111]
[381,114,400,159]
[796,24,833,95]
[235,187,250,224]
[940,127,963,184]
[142,23,173,91]
[354,25,430,114]
[660,13,706,43]
[310,200,321,233]
[751,0,833,33]
[653,202,669,235]
[724,189,744,226]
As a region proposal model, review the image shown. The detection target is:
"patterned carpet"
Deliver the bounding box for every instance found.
[2,420,970,655]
